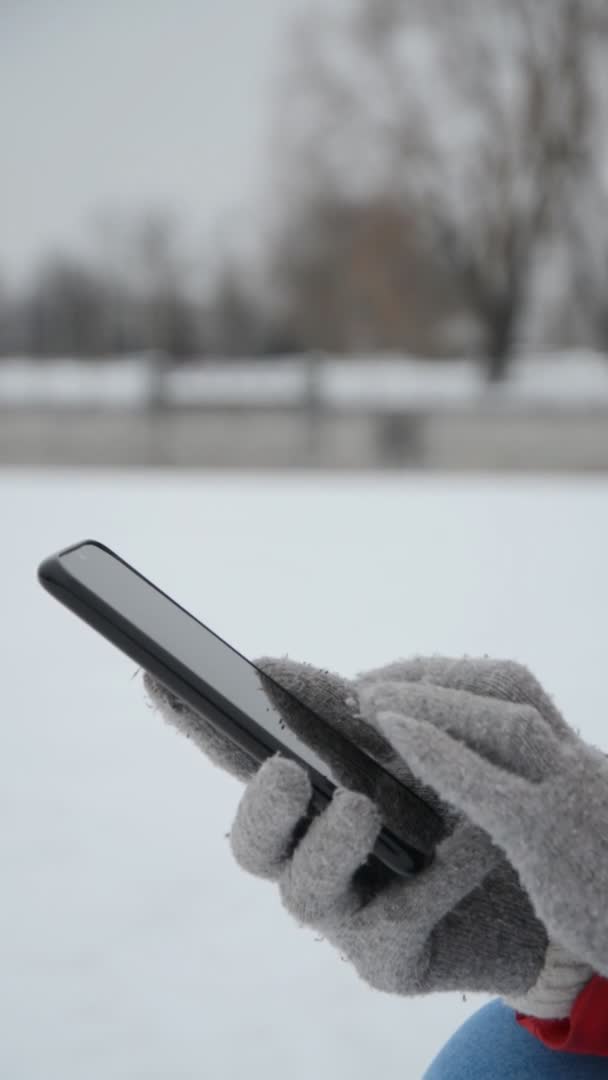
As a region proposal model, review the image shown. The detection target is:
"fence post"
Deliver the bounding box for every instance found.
[303,350,324,466]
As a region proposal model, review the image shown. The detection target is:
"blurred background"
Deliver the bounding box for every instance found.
[3,0,608,469]
[3,3,608,1079]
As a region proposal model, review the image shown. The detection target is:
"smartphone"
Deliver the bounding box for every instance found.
[38,540,443,877]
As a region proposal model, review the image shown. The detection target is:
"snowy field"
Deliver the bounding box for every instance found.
[2,470,608,1079]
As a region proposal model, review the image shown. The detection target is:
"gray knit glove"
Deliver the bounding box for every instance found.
[145,656,605,1015]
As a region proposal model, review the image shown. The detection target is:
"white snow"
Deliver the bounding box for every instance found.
[2,470,608,1079]
[1,349,608,411]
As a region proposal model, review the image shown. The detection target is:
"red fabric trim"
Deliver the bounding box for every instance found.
[516,974,608,1056]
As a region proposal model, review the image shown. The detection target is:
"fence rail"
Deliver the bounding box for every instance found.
[2,402,607,470]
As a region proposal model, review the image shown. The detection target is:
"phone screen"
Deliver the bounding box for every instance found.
[60,544,350,781]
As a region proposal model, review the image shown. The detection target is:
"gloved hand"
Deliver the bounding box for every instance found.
[145,656,604,1014]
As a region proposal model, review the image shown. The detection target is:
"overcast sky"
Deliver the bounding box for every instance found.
[1,0,304,281]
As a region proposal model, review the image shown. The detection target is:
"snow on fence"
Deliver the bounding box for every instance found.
[1,350,608,410]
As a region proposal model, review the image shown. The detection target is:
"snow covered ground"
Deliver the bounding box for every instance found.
[2,470,608,1079]
[2,349,608,410]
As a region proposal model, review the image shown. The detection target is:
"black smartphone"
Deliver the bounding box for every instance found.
[38,540,443,877]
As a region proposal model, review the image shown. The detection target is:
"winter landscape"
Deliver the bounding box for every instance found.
[4,2,608,1076]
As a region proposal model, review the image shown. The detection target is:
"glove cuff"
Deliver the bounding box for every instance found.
[503,940,593,1020]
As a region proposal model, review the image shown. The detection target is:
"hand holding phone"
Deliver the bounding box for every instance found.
[39,541,556,1004]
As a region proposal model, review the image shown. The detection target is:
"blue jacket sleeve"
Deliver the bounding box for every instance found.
[424,1000,608,1079]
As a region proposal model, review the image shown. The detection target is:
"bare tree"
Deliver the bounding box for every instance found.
[560,2,608,352]
[10,211,208,363]
[0,273,12,355]
[126,212,200,360]
[203,262,268,357]
[569,182,608,350]
[22,255,114,357]
[271,0,604,378]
